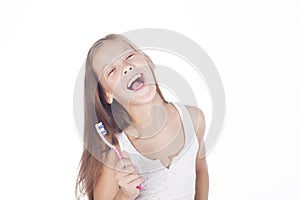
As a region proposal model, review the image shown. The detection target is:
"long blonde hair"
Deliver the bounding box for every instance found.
[75,34,166,200]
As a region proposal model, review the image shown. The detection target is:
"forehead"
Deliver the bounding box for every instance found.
[92,39,134,75]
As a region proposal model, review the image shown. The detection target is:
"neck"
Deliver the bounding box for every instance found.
[128,93,166,126]
[123,93,170,139]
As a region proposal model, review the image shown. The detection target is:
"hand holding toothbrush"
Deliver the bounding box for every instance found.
[114,151,143,199]
[95,122,142,198]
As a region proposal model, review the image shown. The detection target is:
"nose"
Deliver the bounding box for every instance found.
[123,65,133,75]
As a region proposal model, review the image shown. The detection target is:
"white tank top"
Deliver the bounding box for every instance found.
[116,102,199,199]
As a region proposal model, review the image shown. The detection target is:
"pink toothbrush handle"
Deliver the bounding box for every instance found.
[113,148,123,159]
[113,147,142,190]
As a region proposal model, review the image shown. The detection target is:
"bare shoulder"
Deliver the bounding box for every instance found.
[185,105,207,160]
[184,105,206,136]
[93,149,119,200]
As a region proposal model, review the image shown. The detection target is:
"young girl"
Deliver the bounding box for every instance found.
[76,34,209,200]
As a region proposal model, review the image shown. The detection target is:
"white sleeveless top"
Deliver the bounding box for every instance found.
[116,103,199,199]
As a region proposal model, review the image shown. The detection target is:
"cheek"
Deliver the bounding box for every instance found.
[99,77,113,94]
[102,77,121,94]
[104,82,116,94]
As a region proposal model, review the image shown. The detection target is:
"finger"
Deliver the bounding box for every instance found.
[117,164,137,174]
[116,173,140,185]
[119,175,142,192]
[124,173,142,184]
[122,165,137,174]
[119,182,140,198]
[115,159,132,170]
[114,167,139,183]
[129,177,143,188]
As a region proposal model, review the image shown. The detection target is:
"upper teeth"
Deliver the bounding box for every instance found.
[127,73,142,88]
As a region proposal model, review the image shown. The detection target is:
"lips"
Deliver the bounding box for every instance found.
[127,73,145,91]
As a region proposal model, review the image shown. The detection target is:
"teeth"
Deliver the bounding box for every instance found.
[127,73,142,89]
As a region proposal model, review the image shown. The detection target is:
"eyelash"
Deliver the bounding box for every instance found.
[107,53,135,76]
[126,53,134,60]
[108,68,116,75]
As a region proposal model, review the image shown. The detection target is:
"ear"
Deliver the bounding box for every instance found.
[105,93,114,104]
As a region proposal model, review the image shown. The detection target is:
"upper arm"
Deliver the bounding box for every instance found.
[93,150,119,200]
[185,105,207,170]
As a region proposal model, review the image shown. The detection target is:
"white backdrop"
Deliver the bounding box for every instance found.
[0,0,299,199]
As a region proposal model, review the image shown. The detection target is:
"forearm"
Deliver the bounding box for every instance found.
[195,164,209,200]
[113,189,138,200]
[113,190,132,200]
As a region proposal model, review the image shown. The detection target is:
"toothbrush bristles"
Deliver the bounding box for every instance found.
[97,123,107,135]
[98,124,104,129]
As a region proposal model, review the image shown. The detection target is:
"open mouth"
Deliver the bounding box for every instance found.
[127,73,145,91]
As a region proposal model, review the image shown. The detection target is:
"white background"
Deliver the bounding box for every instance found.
[0,0,299,199]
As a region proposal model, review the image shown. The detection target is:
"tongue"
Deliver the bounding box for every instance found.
[131,80,144,90]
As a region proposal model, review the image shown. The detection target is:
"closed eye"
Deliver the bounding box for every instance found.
[108,68,116,76]
[126,53,134,60]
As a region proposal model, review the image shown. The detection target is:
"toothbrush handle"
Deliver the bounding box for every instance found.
[113,147,142,190]
[113,148,123,159]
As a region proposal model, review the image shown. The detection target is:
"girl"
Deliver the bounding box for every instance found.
[76,34,209,200]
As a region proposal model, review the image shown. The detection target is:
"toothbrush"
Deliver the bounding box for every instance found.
[95,122,142,190]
